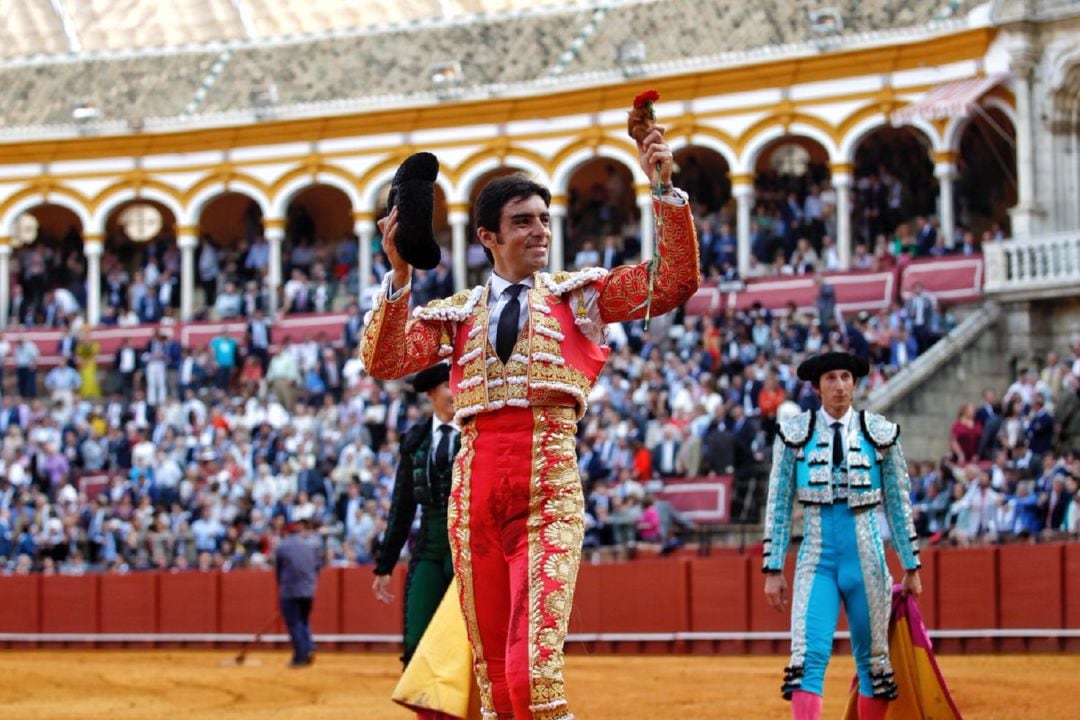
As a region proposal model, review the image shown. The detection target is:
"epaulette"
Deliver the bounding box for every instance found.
[538,267,607,297]
[413,285,484,322]
[860,410,900,449]
[778,410,815,448]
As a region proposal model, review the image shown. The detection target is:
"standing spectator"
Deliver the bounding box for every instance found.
[652,425,683,478]
[904,282,937,355]
[114,339,139,401]
[975,388,998,428]
[198,236,220,308]
[949,468,1001,545]
[1055,373,1080,453]
[275,519,322,667]
[1040,475,1072,536]
[343,302,363,353]
[76,328,101,399]
[1025,394,1055,467]
[914,216,937,256]
[142,332,169,408]
[814,273,839,333]
[209,331,239,392]
[15,338,40,398]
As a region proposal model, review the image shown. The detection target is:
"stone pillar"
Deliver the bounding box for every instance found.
[177,228,197,322]
[832,170,853,270]
[934,152,958,248]
[731,174,755,277]
[449,205,469,292]
[549,196,566,273]
[0,243,10,328]
[355,213,375,309]
[265,218,284,315]
[636,189,655,261]
[84,235,103,326]
[1008,37,1046,237]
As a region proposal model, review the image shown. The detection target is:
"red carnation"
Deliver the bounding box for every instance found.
[633,89,660,109]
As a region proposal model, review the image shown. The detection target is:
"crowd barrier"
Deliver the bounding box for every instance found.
[1,311,348,368]
[686,255,984,317]
[0,542,1076,654]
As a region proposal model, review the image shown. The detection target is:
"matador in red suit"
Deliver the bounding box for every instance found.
[361,125,699,720]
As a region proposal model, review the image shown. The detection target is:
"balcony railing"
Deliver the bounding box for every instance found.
[983,231,1080,295]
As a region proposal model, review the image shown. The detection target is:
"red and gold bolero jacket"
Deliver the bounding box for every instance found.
[360,195,699,423]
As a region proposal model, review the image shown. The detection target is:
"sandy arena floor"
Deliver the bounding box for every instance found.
[0,650,1073,719]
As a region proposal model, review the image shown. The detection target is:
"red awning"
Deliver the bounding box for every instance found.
[891,74,1010,123]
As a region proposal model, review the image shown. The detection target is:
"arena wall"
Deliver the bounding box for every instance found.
[1,544,1076,654]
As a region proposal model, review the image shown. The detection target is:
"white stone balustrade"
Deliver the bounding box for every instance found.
[983,231,1080,295]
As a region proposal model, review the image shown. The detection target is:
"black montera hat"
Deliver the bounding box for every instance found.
[411,361,451,394]
[387,152,440,270]
[796,351,870,384]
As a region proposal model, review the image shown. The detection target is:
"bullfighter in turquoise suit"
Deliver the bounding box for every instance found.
[762,351,922,720]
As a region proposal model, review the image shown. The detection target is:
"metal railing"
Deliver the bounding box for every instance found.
[983,230,1080,295]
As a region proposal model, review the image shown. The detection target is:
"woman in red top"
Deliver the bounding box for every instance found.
[949,403,983,464]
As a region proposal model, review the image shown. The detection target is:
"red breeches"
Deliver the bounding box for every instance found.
[448,406,582,720]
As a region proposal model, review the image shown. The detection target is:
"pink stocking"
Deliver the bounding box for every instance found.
[791,690,823,720]
[857,695,889,720]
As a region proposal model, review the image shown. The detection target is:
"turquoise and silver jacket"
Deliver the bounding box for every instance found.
[762,408,920,573]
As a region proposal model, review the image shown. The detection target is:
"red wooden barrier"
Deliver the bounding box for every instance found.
[0,575,41,641]
[158,571,219,635]
[0,542,1077,654]
[597,559,689,634]
[687,555,749,653]
[1063,544,1080,651]
[219,570,280,635]
[568,563,606,646]
[340,564,404,651]
[311,567,342,638]
[998,543,1063,651]
[916,548,938,630]
[41,574,99,636]
[99,573,158,635]
[748,557,792,655]
[935,547,997,653]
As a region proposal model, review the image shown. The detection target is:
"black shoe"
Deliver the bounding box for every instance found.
[288,658,312,668]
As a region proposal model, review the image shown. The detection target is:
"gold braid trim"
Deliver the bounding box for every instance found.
[360,275,456,380]
[597,198,700,322]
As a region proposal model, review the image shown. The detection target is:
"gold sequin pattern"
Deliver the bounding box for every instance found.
[527,406,583,712]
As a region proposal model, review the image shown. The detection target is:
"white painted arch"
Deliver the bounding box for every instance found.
[840,115,942,164]
[735,122,840,175]
[669,134,738,172]
[270,170,363,220]
[451,154,551,205]
[90,185,185,231]
[360,167,454,213]
[2,191,93,238]
[550,141,642,196]
[186,180,273,227]
[942,96,1018,153]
